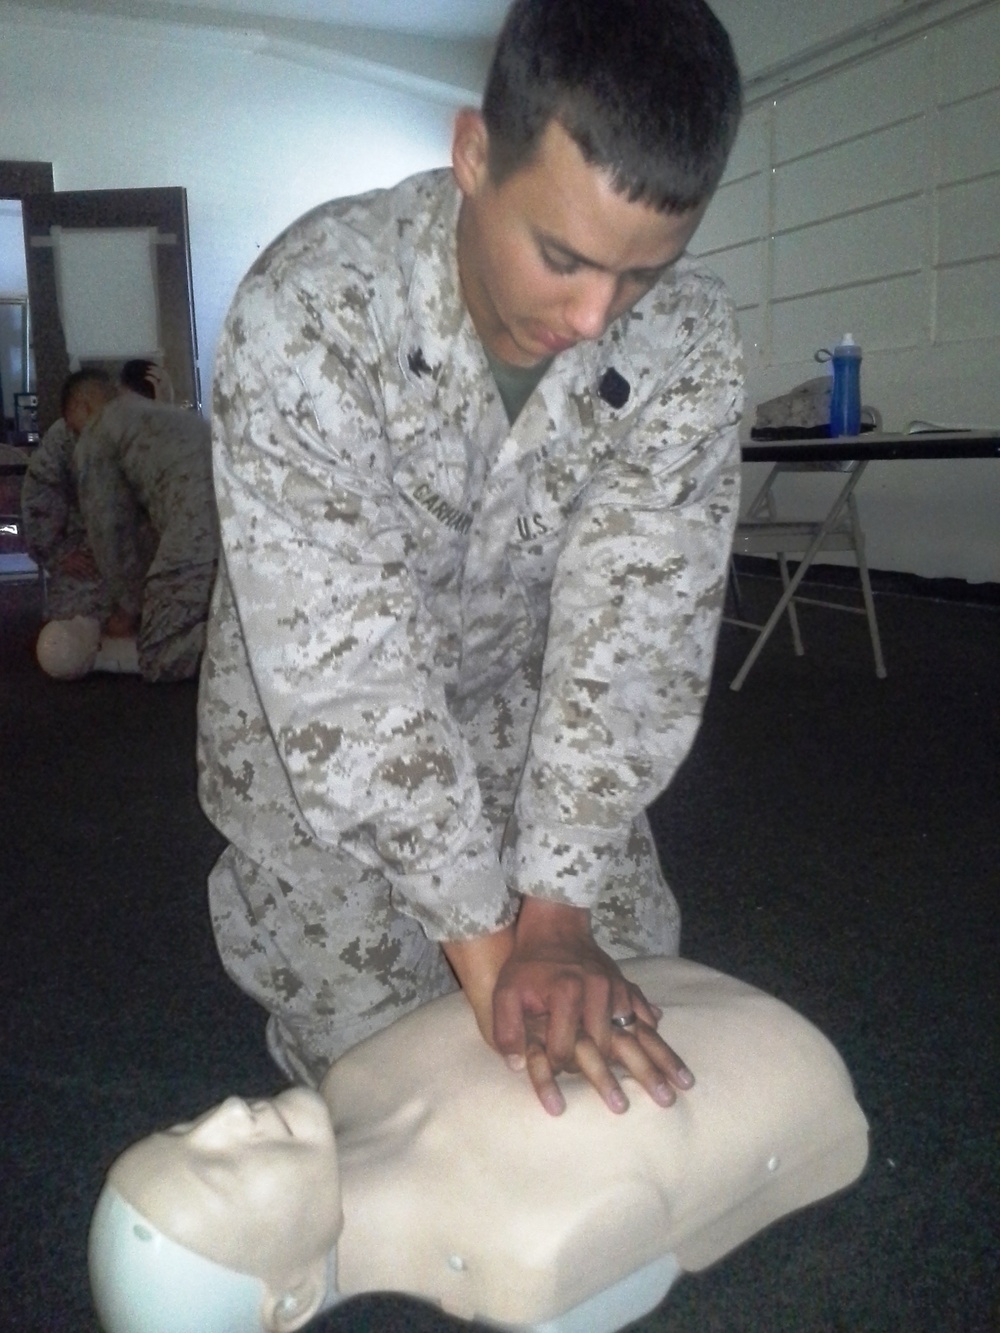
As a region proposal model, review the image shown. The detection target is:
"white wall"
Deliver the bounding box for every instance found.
[0,6,467,400]
[713,0,913,82]
[694,0,1000,583]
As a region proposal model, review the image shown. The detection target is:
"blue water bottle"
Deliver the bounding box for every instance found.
[829,333,862,437]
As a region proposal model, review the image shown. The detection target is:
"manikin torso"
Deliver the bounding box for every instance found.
[90,958,869,1333]
[326,957,868,1325]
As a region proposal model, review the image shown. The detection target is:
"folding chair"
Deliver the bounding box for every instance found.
[726,458,886,691]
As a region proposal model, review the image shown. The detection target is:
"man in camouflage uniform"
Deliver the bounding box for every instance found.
[199,0,744,1116]
[56,376,218,682]
[21,372,114,626]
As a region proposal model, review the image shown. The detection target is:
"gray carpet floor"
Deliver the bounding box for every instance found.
[1,568,997,1333]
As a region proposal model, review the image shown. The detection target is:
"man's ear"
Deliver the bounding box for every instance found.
[452,107,491,198]
[260,1258,330,1333]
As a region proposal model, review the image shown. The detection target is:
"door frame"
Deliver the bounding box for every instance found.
[22,186,200,432]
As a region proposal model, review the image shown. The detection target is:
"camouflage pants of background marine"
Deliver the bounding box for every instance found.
[137,560,217,682]
[208,812,680,1086]
[43,566,112,623]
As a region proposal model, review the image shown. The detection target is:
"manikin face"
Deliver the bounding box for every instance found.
[452,113,706,368]
[108,1088,342,1288]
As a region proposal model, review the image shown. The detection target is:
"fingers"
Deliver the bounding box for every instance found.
[600,976,637,1048]
[628,985,663,1028]
[546,984,586,1070]
[524,1023,567,1117]
[493,963,611,1071]
[490,935,687,1115]
[609,1022,694,1107]
[491,984,529,1071]
[516,1013,694,1117]
[572,1037,629,1114]
[523,1024,692,1116]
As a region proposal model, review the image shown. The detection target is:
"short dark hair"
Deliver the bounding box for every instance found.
[120,359,158,399]
[482,0,742,213]
[60,368,112,417]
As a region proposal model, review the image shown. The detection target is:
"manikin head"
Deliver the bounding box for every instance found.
[452,0,742,366]
[35,614,102,680]
[89,1088,342,1333]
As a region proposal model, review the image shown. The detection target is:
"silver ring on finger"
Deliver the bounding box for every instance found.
[611,1011,638,1030]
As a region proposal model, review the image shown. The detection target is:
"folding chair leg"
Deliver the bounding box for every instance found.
[847,494,887,679]
[777,551,804,655]
[764,485,803,653]
[727,560,745,620]
[729,468,866,691]
[745,466,782,522]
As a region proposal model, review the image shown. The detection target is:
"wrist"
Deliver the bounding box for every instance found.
[515,896,592,945]
[442,926,515,999]
[442,927,515,1048]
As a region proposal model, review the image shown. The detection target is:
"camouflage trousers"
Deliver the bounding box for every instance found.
[44,567,112,622]
[138,561,216,682]
[208,812,680,1086]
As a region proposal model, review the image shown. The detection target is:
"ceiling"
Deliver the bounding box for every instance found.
[9,0,910,88]
[4,0,517,98]
[30,0,513,39]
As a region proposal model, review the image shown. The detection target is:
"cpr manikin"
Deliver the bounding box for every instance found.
[35,615,140,679]
[90,958,869,1333]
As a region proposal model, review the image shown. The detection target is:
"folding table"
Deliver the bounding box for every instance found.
[730,430,1000,692]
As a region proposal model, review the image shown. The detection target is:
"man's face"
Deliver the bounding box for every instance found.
[453,114,706,368]
[64,382,109,436]
[64,391,93,437]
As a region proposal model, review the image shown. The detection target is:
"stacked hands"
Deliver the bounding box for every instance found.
[57,548,101,581]
[444,898,694,1117]
[53,547,138,641]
